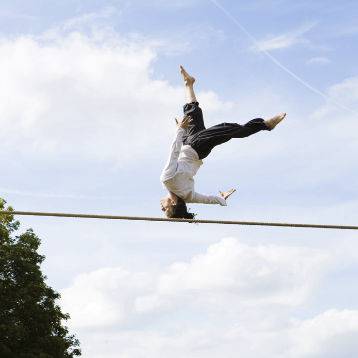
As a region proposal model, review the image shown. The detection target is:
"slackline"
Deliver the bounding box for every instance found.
[0,211,357,230]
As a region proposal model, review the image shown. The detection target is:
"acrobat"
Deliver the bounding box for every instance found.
[160,66,286,219]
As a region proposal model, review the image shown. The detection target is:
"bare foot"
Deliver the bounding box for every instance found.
[265,112,287,130]
[180,65,195,86]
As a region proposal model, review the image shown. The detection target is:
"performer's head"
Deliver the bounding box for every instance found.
[160,196,195,219]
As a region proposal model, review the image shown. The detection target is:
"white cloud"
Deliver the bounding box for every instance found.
[153,238,328,307]
[252,22,316,52]
[70,308,358,358]
[326,76,358,105]
[0,31,175,163]
[0,29,238,167]
[61,267,153,328]
[289,309,358,357]
[61,238,334,357]
[62,239,329,328]
[59,238,358,358]
[256,74,358,194]
[0,31,182,164]
[309,75,358,148]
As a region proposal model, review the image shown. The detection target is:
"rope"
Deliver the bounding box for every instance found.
[0,211,357,230]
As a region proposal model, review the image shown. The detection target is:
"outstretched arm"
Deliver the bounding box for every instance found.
[190,192,227,206]
[189,189,236,206]
[160,116,191,182]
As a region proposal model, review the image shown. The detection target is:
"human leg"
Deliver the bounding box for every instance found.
[190,118,269,159]
[190,111,287,159]
[182,102,206,139]
[180,65,197,103]
[179,66,206,140]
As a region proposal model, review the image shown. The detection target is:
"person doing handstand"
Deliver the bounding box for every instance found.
[160,66,286,219]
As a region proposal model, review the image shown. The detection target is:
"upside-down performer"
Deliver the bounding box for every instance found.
[160,66,286,219]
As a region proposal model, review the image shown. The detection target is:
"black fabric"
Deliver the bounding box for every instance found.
[182,102,269,159]
[182,102,206,141]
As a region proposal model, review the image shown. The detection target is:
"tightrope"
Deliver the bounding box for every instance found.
[0,211,357,230]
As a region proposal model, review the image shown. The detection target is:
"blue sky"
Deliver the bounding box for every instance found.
[1,0,358,357]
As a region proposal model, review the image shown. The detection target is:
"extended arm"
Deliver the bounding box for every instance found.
[160,116,191,182]
[190,192,227,206]
[160,128,184,182]
[189,188,236,206]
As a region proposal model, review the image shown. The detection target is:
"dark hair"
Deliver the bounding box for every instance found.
[167,198,196,219]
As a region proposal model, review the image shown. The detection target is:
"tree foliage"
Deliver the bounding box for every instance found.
[0,198,81,357]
